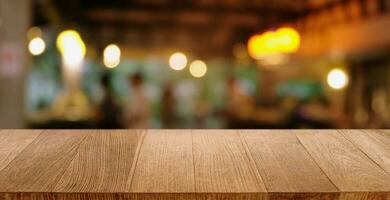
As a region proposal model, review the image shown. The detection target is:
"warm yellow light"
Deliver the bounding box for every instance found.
[189,60,207,78]
[248,34,264,59]
[103,44,121,68]
[248,31,280,59]
[28,37,45,56]
[169,52,187,70]
[262,31,281,54]
[276,27,300,53]
[327,68,348,90]
[56,30,86,67]
[247,27,300,60]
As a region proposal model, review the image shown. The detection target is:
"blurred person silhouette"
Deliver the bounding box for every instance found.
[125,73,150,128]
[161,83,176,128]
[225,77,255,128]
[97,73,123,129]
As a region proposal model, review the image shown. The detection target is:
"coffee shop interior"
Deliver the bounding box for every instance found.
[0,0,390,129]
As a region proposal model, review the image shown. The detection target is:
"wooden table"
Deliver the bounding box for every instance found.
[0,130,389,200]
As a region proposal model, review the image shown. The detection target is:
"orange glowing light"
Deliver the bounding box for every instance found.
[276,27,300,53]
[261,31,280,54]
[247,27,300,60]
[247,34,263,59]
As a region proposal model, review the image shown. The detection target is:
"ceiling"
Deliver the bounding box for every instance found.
[34,0,339,58]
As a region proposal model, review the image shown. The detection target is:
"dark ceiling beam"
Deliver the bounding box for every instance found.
[83,8,302,33]
[83,2,305,15]
[84,4,303,24]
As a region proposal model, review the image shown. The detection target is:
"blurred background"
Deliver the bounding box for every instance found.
[0,0,389,129]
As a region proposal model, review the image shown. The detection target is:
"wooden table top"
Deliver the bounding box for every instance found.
[0,130,389,200]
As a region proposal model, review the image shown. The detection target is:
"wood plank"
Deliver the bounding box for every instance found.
[0,130,41,171]
[338,192,388,200]
[192,130,267,193]
[295,130,390,192]
[130,129,195,193]
[0,130,89,192]
[241,130,337,193]
[268,193,338,200]
[0,129,388,200]
[0,192,268,200]
[341,130,390,175]
[54,130,144,192]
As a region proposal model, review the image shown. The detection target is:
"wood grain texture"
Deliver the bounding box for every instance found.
[192,130,267,193]
[341,130,390,175]
[0,192,268,200]
[295,130,390,192]
[130,129,195,192]
[54,130,144,192]
[0,129,389,200]
[0,130,41,171]
[0,130,88,192]
[241,130,337,193]
[338,192,388,200]
[268,193,338,200]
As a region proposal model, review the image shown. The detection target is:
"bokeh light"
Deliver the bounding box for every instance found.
[247,34,265,59]
[28,37,45,56]
[276,27,300,53]
[56,30,86,67]
[103,44,121,68]
[189,60,207,78]
[169,52,187,70]
[247,27,300,60]
[327,68,348,90]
